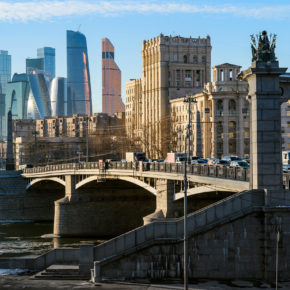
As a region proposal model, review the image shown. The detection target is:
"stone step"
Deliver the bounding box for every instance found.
[34,274,89,280]
[33,264,89,280]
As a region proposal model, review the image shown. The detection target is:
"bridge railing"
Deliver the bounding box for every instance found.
[22,161,250,182]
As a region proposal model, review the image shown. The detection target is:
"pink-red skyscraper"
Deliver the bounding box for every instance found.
[102,38,125,115]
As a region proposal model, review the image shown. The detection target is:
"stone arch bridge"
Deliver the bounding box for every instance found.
[22,161,249,237]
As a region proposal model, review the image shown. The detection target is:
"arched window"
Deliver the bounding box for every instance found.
[229,99,236,116]
[183,55,188,63]
[217,100,223,116]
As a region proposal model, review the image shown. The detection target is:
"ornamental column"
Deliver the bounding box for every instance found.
[238,31,287,190]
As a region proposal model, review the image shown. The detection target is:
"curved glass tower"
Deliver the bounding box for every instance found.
[50,77,67,116]
[67,30,92,116]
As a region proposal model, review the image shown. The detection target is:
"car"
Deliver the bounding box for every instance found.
[230,161,249,168]
[197,158,208,164]
[207,158,219,165]
[223,156,242,162]
[217,160,231,166]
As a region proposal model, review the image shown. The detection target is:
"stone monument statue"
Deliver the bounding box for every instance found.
[250,30,276,62]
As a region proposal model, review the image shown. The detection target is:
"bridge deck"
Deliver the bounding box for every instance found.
[22,162,250,191]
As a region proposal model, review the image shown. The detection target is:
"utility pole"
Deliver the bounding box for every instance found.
[276,231,280,290]
[32,129,39,167]
[183,95,197,290]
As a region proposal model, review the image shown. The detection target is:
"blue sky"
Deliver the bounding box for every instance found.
[1,0,290,113]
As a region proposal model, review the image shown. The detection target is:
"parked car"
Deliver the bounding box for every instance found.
[230,161,249,168]
[217,160,231,166]
[207,158,219,165]
[197,158,208,164]
[283,164,290,172]
[223,156,242,162]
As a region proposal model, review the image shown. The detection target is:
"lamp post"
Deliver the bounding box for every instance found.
[183,95,197,290]
[32,130,39,167]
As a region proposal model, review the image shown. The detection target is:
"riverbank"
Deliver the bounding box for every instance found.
[0,275,289,290]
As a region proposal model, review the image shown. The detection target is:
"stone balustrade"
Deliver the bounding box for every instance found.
[23,161,250,182]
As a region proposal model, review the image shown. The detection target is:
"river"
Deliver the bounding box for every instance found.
[0,221,105,258]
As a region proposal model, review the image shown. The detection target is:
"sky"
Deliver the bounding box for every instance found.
[1,0,290,113]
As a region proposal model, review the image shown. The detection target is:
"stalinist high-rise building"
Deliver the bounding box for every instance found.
[102,38,125,115]
[141,34,211,158]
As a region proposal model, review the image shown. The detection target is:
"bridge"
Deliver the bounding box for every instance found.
[21,161,249,237]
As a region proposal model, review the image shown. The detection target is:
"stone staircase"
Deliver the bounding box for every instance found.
[34,264,90,280]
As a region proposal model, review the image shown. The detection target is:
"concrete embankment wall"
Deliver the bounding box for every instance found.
[0,248,79,271]
[92,190,290,283]
[0,171,64,221]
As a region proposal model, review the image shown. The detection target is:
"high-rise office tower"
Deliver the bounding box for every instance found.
[0,50,11,139]
[102,38,124,115]
[26,47,55,85]
[50,77,67,116]
[37,47,55,82]
[67,30,92,116]
[0,50,11,95]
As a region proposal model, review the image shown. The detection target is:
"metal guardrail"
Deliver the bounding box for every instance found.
[22,161,250,182]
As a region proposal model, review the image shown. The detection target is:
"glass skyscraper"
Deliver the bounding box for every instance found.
[67,30,92,116]
[26,47,55,85]
[0,50,11,95]
[37,47,55,82]
[0,50,11,139]
[50,77,67,116]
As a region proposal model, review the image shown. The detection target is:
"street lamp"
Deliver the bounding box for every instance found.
[32,130,39,167]
[183,95,197,290]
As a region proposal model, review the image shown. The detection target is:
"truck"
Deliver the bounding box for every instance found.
[125,152,146,162]
[166,152,187,163]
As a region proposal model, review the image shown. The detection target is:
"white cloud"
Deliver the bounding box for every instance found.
[0,0,289,22]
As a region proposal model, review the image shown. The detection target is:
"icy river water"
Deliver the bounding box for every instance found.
[0,221,105,258]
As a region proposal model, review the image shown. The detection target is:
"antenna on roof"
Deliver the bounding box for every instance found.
[77,24,81,32]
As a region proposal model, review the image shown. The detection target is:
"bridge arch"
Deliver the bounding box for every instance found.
[26,177,65,190]
[76,176,157,195]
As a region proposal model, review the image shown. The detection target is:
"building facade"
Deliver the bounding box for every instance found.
[170,63,249,158]
[141,34,211,158]
[13,113,125,168]
[125,78,142,143]
[67,30,92,116]
[102,38,124,115]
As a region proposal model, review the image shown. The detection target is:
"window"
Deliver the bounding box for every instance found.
[193,56,198,64]
[196,70,200,86]
[185,70,192,87]
[183,55,188,63]
[229,99,236,116]
[202,56,206,63]
[176,70,181,87]
[220,69,224,81]
[229,69,233,81]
